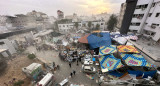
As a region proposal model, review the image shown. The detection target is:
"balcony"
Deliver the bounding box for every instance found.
[131,17,143,22]
[134,8,147,14]
[143,25,156,32]
[129,26,140,31]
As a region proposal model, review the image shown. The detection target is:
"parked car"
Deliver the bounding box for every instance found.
[82,65,96,73]
[83,60,93,65]
[82,54,92,63]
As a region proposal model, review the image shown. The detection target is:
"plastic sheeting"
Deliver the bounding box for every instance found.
[128,70,157,78]
[110,33,138,41]
[87,33,111,49]
[99,54,124,72]
[78,34,90,43]
[117,45,139,53]
[99,45,117,56]
[113,37,127,45]
[120,53,155,67]
[109,71,124,77]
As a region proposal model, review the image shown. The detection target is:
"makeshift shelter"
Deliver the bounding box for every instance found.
[110,33,138,41]
[110,33,138,45]
[99,54,124,72]
[87,33,111,49]
[117,45,139,53]
[78,34,90,43]
[127,70,157,78]
[99,45,117,56]
[112,37,128,45]
[120,53,155,67]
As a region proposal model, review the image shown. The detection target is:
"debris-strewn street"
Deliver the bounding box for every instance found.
[0,54,43,86]
[26,46,99,86]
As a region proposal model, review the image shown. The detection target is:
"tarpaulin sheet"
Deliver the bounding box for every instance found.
[128,70,157,78]
[120,53,155,67]
[87,33,111,49]
[78,34,90,43]
[109,71,124,77]
[99,45,117,55]
[99,54,124,72]
[113,37,127,45]
[110,33,138,41]
[117,45,139,53]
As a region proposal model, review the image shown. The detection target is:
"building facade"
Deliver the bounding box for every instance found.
[58,23,74,33]
[127,0,160,41]
[142,0,160,41]
[57,10,64,20]
[129,0,153,33]
[120,0,138,34]
[117,3,127,29]
[0,15,9,33]
[91,21,106,31]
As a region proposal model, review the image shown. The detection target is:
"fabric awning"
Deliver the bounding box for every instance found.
[78,34,90,43]
[120,53,155,67]
[99,45,117,56]
[87,33,111,49]
[117,45,139,53]
[99,54,124,72]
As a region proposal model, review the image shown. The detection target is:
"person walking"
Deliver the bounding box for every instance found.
[73,70,76,75]
[69,62,71,68]
[70,72,73,78]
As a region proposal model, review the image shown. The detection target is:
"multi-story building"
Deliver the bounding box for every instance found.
[6,14,37,29]
[120,0,160,41]
[142,0,160,41]
[0,15,9,33]
[57,10,64,20]
[58,23,74,33]
[129,0,160,41]
[91,21,106,31]
[11,14,28,29]
[117,3,127,29]
[27,10,53,30]
[120,0,138,34]
[58,20,106,33]
[129,0,153,33]
[27,10,48,21]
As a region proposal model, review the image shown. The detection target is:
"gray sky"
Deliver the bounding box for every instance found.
[0,0,124,17]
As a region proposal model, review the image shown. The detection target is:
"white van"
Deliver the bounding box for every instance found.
[36,73,55,86]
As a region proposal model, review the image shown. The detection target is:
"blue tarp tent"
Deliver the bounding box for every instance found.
[109,71,124,77]
[128,70,157,78]
[87,33,111,49]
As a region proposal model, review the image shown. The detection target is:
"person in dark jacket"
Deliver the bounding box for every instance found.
[73,70,76,75]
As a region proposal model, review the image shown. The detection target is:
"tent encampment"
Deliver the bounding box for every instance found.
[99,45,117,56]
[99,54,124,72]
[87,33,111,49]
